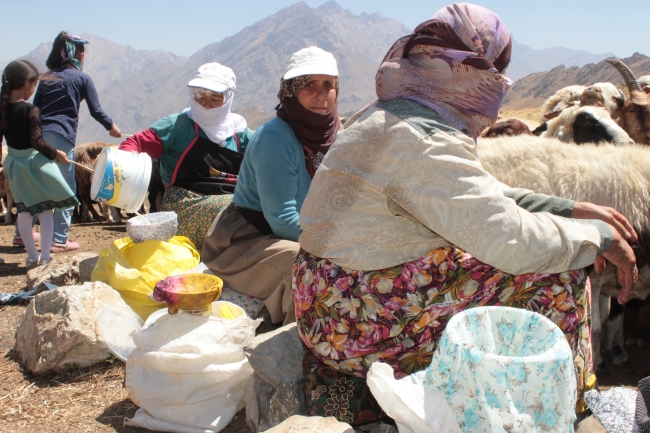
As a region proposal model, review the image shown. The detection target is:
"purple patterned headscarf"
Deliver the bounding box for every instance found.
[376,3,513,138]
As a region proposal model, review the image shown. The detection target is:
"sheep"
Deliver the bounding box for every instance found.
[74,142,122,223]
[541,105,633,145]
[537,82,630,144]
[477,134,650,373]
[607,59,650,145]
[481,119,533,138]
[539,85,585,121]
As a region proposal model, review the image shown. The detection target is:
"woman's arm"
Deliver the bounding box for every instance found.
[80,75,114,130]
[27,106,58,160]
[388,131,612,276]
[252,130,302,241]
[119,129,164,159]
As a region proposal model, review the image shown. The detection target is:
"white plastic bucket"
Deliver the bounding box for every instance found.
[91,147,152,213]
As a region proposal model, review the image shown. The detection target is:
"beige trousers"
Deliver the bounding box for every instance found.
[202,203,298,325]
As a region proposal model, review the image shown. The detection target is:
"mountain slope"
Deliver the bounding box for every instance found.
[502,52,650,114]
[79,1,410,141]
[23,33,187,92]
[507,40,614,81]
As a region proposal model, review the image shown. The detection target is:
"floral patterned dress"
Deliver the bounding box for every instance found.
[294,246,595,423]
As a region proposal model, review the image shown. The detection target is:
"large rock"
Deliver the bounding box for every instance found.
[261,416,354,433]
[14,281,127,374]
[26,252,98,290]
[244,323,305,432]
[79,254,99,283]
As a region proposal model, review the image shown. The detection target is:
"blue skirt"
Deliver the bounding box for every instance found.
[5,147,79,216]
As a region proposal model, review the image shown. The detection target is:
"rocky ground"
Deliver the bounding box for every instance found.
[0,218,648,432]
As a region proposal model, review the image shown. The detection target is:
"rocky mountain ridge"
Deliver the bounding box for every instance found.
[502,52,650,113]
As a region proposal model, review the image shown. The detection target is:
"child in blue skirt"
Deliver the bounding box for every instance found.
[0,60,79,268]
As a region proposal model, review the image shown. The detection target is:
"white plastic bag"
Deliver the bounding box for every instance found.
[125,307,261,432]
[367,363,461,433]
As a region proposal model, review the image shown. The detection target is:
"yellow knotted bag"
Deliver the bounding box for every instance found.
[92,236,200,320]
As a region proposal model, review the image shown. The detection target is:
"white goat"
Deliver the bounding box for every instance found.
[478,135,650,372]
[539,82,631,144]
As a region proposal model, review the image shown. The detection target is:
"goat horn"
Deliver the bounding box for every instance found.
[607,58,642,92]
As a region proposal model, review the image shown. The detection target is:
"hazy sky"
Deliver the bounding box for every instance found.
[1,0,647,60]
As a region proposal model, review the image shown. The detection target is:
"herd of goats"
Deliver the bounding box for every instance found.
[0,58,649,375]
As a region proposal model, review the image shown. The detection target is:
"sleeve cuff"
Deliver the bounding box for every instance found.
[588,219,613,255]
[549,197,575,218]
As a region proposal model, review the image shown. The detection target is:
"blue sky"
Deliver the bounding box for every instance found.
[2,0,647,60]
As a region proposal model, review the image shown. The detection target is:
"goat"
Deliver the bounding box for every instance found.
[481,119,533,138]
[537,82,630,144]
[74,142,122,223]
[607,59,650,145]
[477,135,650,373]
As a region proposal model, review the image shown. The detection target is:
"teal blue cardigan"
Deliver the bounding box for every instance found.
[233,117,311,241]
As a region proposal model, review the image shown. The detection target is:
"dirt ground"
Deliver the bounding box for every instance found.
[0,218,648,432]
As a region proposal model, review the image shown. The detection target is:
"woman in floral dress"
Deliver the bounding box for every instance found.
[293,3,638,425]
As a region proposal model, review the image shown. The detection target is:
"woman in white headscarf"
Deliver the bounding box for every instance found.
[119,63,253,249]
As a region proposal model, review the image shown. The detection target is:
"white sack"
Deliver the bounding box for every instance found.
[125,310,261,432]
[367,363,461,433]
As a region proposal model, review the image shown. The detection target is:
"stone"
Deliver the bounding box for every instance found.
[26,252,98,290]
[79,254,99,283]
[575,415,607,433]
[243,323,305,432]
[261,416,354,433]
[14,281,128,374]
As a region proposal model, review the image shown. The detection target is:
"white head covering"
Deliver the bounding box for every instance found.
[282,46,339,80]
[183,63,247,145]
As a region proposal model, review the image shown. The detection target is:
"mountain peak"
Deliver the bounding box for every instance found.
[316,0,344,13]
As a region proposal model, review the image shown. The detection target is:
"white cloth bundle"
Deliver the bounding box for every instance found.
[125,308,261,432]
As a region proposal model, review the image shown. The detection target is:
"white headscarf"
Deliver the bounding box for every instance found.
[183,89,248,146]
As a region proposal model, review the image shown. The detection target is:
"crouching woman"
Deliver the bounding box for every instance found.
[202,47,341,325]
[119,63,253,249]
[293,4,638,425]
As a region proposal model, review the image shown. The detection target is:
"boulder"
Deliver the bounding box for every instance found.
[79,254,99,283]
[14,281,127,374]
[243,323,305,432]
[26,252,98,290]
[261,416,354,433]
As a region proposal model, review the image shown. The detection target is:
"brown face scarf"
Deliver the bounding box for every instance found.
[276,75,342,178]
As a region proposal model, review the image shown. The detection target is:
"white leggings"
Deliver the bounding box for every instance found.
[17,211,53,261]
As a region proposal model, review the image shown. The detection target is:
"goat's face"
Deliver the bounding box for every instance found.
[580,83,626,126]
[608,59,650,144]
[621,90,650,144]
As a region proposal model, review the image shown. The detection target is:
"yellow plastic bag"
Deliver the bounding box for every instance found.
[92,236,200,320]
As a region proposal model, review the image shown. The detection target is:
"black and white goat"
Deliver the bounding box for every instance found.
[478,134,650,373]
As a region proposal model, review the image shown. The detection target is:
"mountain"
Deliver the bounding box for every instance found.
[507,40,614,81]
[76,1,410,142]
[22,33,188,92]
[501,52,650,114]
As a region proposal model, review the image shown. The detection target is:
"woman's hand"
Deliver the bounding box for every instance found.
[109,124,122,138]
[55,150,70,164]
[596,225,637,304]
[571,202,638,242]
